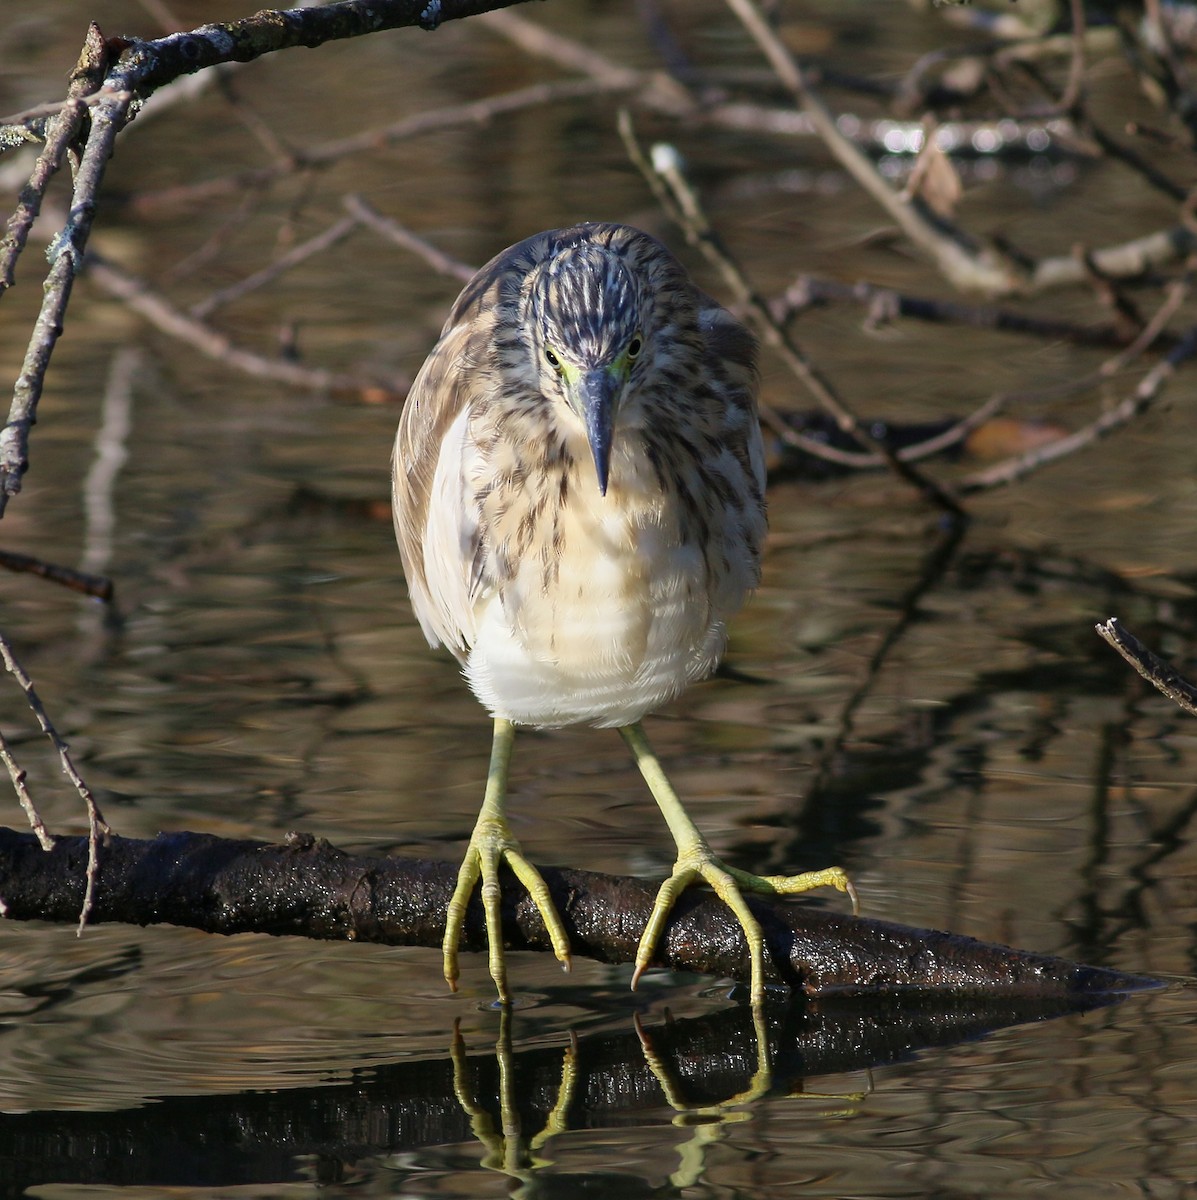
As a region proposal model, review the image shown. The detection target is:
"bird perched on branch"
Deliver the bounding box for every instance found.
[392,221,854,1005]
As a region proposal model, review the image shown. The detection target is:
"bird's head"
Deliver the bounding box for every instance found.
[529,242,647,495]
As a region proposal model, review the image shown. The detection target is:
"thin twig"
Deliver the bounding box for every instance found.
[128,78,633,215]
[212,69,296,168]
[478,9,646,90]
[1056,0,1089,114]
[1096,617,1197,717]
[0,550,113,601]
[0,87,136,135]
[344,195,476,283]
[960,324,1197,492]
[0,630,109,931]
[1097,270,1192,379]
[0,728,55,851]
[189,212,361,320]
[85,252,407,397]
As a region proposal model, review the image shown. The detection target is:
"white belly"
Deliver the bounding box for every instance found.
[465,490,726,729]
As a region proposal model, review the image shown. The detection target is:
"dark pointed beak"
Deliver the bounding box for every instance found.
[579,368,620,495]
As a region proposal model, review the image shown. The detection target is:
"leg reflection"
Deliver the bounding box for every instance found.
[451,1009,578,1185]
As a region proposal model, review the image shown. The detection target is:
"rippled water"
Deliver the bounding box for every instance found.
[2,1,1197,1196]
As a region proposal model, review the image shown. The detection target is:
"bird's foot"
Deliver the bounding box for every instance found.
[632,841,857,1006]
[443,812,573,1002]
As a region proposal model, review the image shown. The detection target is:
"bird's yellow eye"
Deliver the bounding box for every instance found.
[627,335,643,360]
[544,347,561,369]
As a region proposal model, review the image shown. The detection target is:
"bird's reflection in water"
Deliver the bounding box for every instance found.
[451,1009,578,1182]
[449,996,871,1196]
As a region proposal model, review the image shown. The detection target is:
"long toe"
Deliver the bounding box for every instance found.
[634,852,857,1005]
[443,848,487,996]
[504,846,573,972]
[442,822,573,1004]
[726,863,858,913]
[441,834,515,1003]
[632,865,700,991]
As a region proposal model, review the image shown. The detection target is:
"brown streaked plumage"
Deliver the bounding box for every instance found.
[393,221,854,1005]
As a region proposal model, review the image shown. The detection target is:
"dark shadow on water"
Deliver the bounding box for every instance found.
[0,986,1156,1197]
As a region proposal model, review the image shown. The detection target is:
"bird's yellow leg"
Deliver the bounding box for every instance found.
[443,717,573,1001]
[619,721,858,1005]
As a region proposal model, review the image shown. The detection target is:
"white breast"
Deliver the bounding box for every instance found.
[464,443,727,729]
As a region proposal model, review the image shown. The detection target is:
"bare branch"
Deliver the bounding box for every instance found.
[961,325,1197,492]
[0,826,1160,998]
[344,195,475,283]
[1096,617,1197,717]
[723,0,1020,295]
[0,632,109,931]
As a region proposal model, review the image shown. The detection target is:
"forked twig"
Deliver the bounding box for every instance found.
[0,728,55,852]
[0,631,110,931]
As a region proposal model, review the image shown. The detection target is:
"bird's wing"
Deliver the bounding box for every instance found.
[392,315,493,661]
[697,296,765,487]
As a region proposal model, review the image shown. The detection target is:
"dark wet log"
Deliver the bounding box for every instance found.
[0,826,1157,997]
